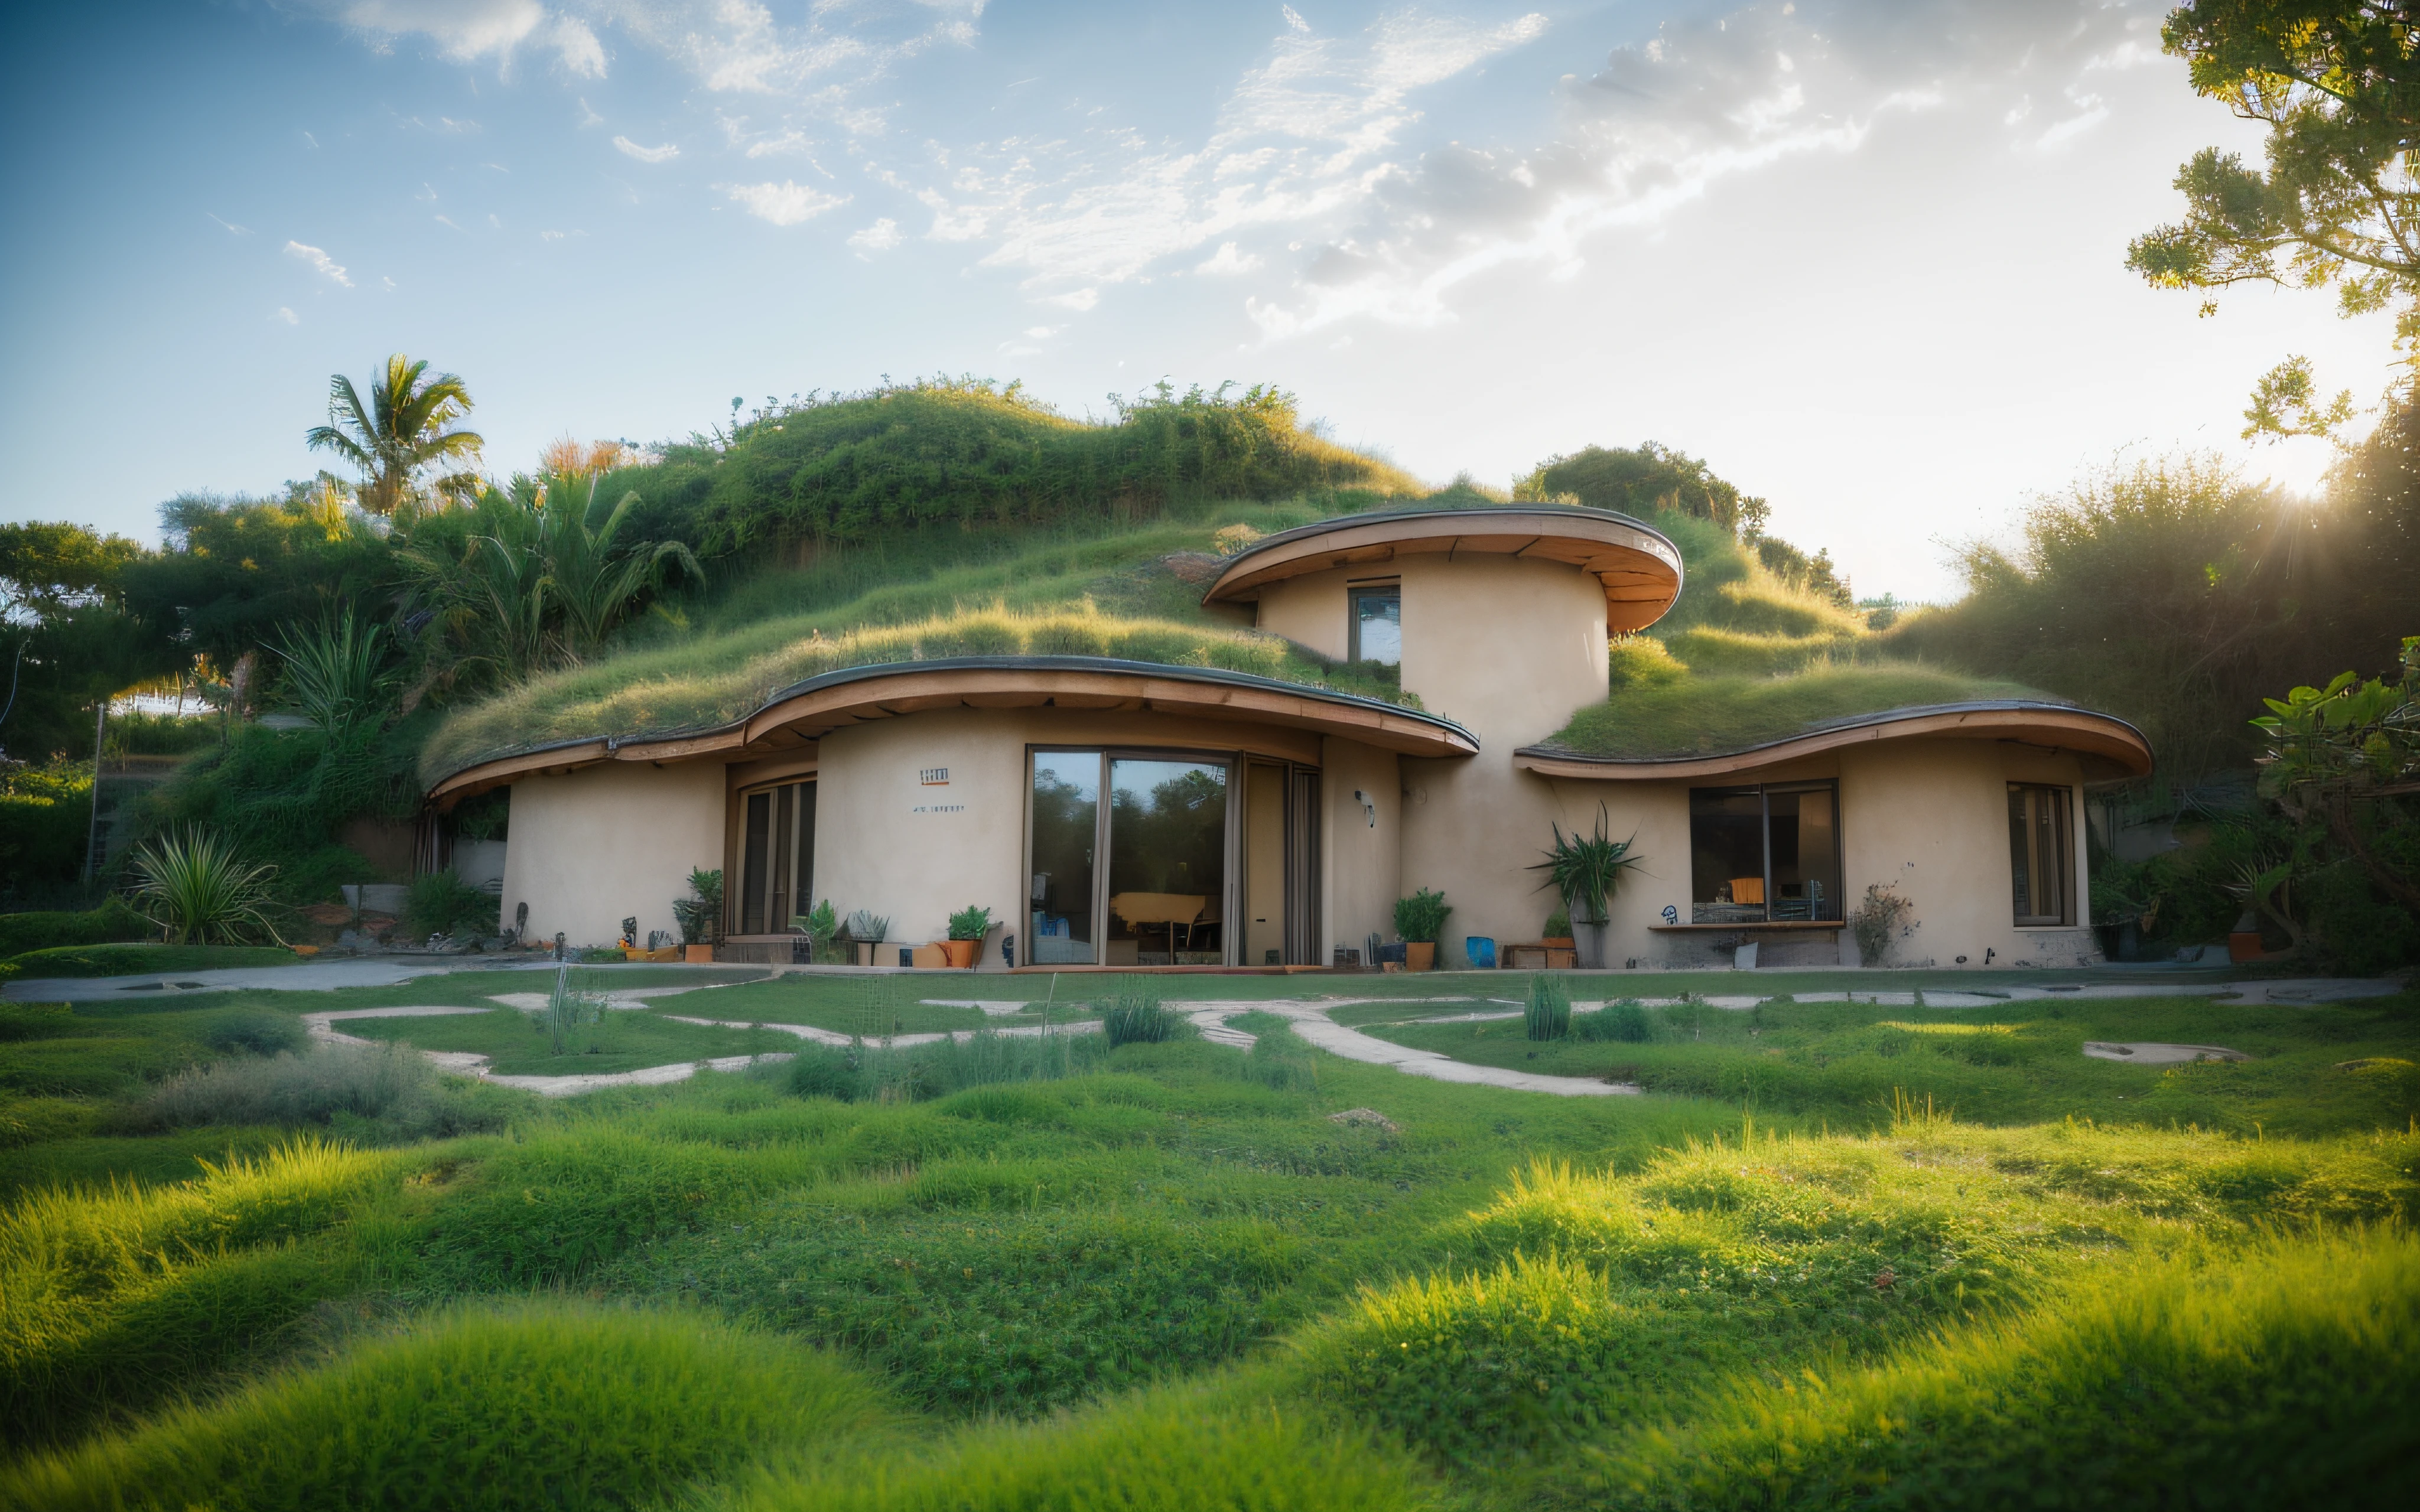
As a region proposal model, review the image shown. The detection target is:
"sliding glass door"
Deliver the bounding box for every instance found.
[1029,749,1238,966]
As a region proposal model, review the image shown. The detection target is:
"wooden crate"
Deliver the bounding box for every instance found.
[1502,943,1577,970]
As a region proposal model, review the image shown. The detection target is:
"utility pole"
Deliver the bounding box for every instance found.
[81,699,107,884]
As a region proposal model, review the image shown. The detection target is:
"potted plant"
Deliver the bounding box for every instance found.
[942,905,991,969]
[793,900,840,964]
[672,868,723,963]
[1393,888,1450,970]
[846,910,890,967]
[1529,804,1644,969]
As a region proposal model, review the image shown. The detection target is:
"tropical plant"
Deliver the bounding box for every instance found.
[844,909,890,943]
[947,905,994,941]
[1392,888,1451,943]
[1575,999,1653,1043]
[1100,992,1185,1047]
[794,899,843,963]
[402,869,495,940]
[400,472,701,685]
[305,354,484,516]
[672,868,723,947]
[269,614,389,737]
[125,826,285,945]
[2251,636,2420,913]
[1852,882,1914,967]
[1528,804,1643,923]
[1523,973,1571,1041]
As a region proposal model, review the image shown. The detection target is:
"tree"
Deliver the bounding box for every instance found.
[2125,2,2420,435]
[1514,441,1770,537]
[0,522,169,760]
[307,354,485,516]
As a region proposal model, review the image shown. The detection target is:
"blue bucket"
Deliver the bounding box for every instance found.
[1465,936,1497,970]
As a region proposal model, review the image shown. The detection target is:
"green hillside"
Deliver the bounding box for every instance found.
[1531,510,2070,760]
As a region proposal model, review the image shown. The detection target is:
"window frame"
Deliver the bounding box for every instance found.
[2008,783,2077,928]
[730,777,815,937]
[1346,579,1402,666]
[1023,744,1245,967]
[1686,779,1843,924]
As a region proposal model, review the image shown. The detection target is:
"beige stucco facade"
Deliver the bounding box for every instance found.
[499,760,725,949]
[454,507,2145,971]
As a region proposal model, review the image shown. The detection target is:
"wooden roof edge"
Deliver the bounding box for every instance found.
[1202,505,1684,607]
[1511,702,2155,783]
[427,656,1478,803]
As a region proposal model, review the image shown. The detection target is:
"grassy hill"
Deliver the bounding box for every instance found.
[1531,509,2071,760]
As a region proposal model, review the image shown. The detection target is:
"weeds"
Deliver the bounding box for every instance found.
[1524,973,1571,1041]
[126,1043,454,1133]
[1101,993,1186,1048]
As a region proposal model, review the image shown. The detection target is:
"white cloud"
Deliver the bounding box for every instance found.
[613,135,679,162]
[330,1,605,77]
[282,239,353,286]
[847,217,902,253]
[577,96,603,126]
[274,307,299,325]
[1195,241,1261,276]
[724,179,850,225]
[208,213,251,234]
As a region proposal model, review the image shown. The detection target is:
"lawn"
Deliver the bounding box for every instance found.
[0,965,2411,1510]
[4,944,301,979]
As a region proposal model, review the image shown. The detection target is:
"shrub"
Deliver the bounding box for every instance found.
[1607,633,1689,690]
[2,1304,890,1512]
[1101,993,1187,1048]
[1531,804,1643,923]
[1598,1229,2420,1510]
[126,1042,445,1131]
[200,1009,308,1058]
[125,826,285,946]
[2,943,297,978]
[1853,881,1913,966]
[1576,999,1653,1043]
[1391,887,1450,944]
[0,897,149,958]
[402,868,496,939]
[786,1030,1113,1104]
[1524,973,1571,1041]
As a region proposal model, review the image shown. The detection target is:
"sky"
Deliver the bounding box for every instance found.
[0,0,2401,600]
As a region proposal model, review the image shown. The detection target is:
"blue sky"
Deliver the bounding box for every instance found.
[0,1,2397,598]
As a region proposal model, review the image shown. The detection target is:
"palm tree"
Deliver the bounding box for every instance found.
[307,354,484,516]
[538,474,702,662]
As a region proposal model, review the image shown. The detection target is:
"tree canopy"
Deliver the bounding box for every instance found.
[1514,441,1771,537]
[2126,1,2420,432]
[307,354,484,515]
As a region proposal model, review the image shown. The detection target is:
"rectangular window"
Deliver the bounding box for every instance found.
[1689,781,1842,924]
[1028,748,1268,967]
[2009,784,2073,926]
[1029,751,1101,964]
[736,780,815,934]
[1349,584,1401,666]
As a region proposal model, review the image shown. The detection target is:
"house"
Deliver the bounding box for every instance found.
[424,504,2151,969]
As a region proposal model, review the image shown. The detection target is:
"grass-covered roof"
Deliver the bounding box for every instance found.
[418,498,1413,783]
[1527,510,2077,761]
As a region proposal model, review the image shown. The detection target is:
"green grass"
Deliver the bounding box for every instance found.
[4,943,300,979]
[330,1003,801,1076]
[421,498,1422,781]
[1538,662,2061,759]
[1363,990,2420,1135]
[0,900,151,960]
[2,1303,891,1512]
[1,961,2411,1509]
[1593,1228,2420,1509]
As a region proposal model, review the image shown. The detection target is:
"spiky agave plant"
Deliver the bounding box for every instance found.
[271,613,391,736]
[126,826,286,946]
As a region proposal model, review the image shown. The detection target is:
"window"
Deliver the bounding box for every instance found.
[1689,781,1842,924]
[736,780,815,934]
[1349,583,1401,665]
[2009,784,2073,926]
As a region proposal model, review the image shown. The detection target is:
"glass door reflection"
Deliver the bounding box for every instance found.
[1028,752,1099,964]
[1106,757,1228,965]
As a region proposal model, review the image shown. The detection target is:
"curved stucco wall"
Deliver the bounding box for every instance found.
[500,761,725,949]
[1258,553,1608,961]
[1532,738,2099,970]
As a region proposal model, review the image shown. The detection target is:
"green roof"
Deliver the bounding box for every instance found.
[1528,664,2070,761]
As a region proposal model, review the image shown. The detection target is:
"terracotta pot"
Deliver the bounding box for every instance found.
[1406,941,1437,972]
[941,939,980,969]
[684,944,714,963]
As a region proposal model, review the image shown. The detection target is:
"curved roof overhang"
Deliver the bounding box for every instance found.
[1514,702,2153,783]
[1202,506,1685,633]
[427,656,1479,806]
